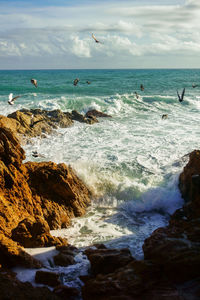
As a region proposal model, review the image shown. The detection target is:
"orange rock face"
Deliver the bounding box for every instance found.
[0,122,92,268]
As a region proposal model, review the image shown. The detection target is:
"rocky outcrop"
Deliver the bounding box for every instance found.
[0,124,92,268]
[0,108,111,141]
[82,150,200,300]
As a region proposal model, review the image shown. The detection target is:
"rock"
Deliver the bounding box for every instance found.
[0,122,92,267]
[7,109,73,138]
[11,216,67,248]
[84,247,135,276]
[85,109,112,118]
[53,285,80,299]
[71,110,98,124]
[35,270,61,287]
[0,270,60,300]
[0,233,42,268]
[53,252,75,267]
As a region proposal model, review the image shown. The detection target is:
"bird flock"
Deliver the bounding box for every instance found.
[6,33,198,114]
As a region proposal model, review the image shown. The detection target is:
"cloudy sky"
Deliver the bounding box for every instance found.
[0,0,200,69]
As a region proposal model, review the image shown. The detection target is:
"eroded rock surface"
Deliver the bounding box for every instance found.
[0,124,92,268]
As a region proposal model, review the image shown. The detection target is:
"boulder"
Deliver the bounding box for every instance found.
[85,109,112,118]
[35,270,61,287]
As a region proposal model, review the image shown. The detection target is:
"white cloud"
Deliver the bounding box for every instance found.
[70,35,91,58]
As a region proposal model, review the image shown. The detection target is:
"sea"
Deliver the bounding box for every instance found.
[0,68,200,290]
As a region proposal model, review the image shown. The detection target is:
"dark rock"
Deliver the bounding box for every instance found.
[53,284,80,299]
[0,270,60,300]
[35,270,61,287]
[85,109,112,118]
[53,252,75,267]
[84,247,135,275]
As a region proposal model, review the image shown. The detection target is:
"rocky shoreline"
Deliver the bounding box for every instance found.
[0,110,199,299]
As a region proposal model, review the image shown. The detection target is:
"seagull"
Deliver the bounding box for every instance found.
[135,92,139,99]
[177,88,185,102]
[73,78,79,86]
[92,33,100,43]
[162,114,168,120]
[32,151,45,158]
[8,93,20,105]
[140,84,144,91]
[31,78,37,87]
[192,83,198,88]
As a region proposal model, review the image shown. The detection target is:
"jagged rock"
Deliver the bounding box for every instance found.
[0,233,42,268]
[7,109,73,138]
[35,270,61,287]
[71,110,98,124]
[0,270,60,300]
[11,216,67,248]
[0,123,92,267]
[85,109,112,118]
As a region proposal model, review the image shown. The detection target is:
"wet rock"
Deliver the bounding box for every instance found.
[0,122,92,267]
[7,109,73,138]
[84,247,135,275]
[53,252,75,267]
[0,233,42,268]
[0,270,60,300]
[85,109,112,118]
[35,270,61,287]
[71,110,98,124]
[53,285,80,299]
[11,216,67,248]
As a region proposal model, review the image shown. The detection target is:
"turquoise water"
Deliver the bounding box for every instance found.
[1,69,200,257]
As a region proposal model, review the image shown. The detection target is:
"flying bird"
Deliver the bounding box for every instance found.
[192,83,198,88]
[31,78,37,87]
[162,114,168,120]
[30,115,44,128]
[140,84,144,91]
[8,93,20,105]
[135,92,139,99]
[177,88,185,102]
[73,78,79,86]
[92,33,100,43]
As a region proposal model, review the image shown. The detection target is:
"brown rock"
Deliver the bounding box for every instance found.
[0,233,42,268]
[53,285,80,299]
[85,109,112,118]
[35,270,61,287]
[0,121,92,267]
[0,270,60,300]
[53,252,75,267]
[11,216,67,248]
[84,247,135,276]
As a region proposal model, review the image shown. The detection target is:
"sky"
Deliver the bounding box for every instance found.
[0,0,200,69]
